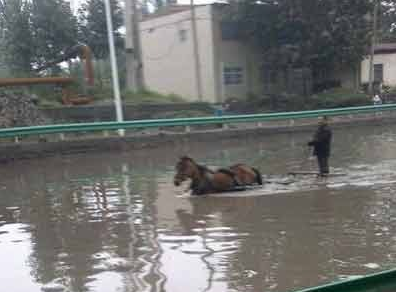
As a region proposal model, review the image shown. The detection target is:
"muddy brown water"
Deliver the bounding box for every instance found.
[1,124,396,292]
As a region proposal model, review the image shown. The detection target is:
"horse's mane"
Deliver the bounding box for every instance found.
[179,156,214,174]
[180,156,194,162]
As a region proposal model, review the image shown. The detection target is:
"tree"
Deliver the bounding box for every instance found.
[77,0,123,60]
[228,0,373,86]
[0,0,77,74]
[379,0,396,42]
[30,0,78,71]
[0,0,33,74]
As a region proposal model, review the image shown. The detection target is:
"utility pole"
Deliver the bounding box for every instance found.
[104,0,124,136]
[133,1,145,90]
[190,0,203,101]
[125,0,144,92]
[368,0,379,95]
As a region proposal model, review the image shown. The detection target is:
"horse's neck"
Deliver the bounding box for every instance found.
[191,164,212,185]
[196,163,213,174]
[191,163,204,180]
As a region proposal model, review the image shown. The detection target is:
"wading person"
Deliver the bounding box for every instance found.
[308,116,332,177]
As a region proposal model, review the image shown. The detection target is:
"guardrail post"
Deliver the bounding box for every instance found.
[103,130,109,137]
[257,122,263,127]
[14,137,19,143]
[222,124,229,130]
[59,133,65,141]
[289,119,295,127]
[185,126,191,133]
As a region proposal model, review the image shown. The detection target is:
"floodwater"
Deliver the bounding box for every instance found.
[1,124,396,292]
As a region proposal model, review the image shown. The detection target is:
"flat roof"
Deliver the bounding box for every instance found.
[141,4,207,22]
[374,43,396,54]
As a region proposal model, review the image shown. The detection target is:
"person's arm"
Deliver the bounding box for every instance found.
[308,140,316,146]
[308,131,319,146]
[308,128,331,146]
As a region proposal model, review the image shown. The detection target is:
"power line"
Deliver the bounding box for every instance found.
[142,17,212,60]
[140,16,211,33]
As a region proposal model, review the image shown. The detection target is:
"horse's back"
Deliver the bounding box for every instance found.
[229,164,262,185]
[211,171,238,190]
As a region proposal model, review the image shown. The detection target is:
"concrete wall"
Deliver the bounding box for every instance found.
[42,103,213,123]
[140,6,217,102]
[139,4,264,103]
[211,5,263,102]
[361,53,396,86]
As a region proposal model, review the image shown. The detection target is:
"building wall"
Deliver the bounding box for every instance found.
[140,5,217,102]
[211,6,263,102]
[195,6,217,102]
[140,4,265,103]
[361,53,396,86]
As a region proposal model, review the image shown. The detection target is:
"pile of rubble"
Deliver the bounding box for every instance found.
[0,90,50,128]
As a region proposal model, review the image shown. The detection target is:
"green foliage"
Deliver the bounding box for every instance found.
[122,89,185,104]
[0,0,77,73]
[227,0,372,82]
[152,109,212,119]
[228,89,371,113]
[0,0,33,73]
[77,0,123,60]
[311,88,371,108]
[379,0,396,42]
[30,0,78,70]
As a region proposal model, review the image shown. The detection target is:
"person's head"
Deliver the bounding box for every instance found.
[318,116,328,126]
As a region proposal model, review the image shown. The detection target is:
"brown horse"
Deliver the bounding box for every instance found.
[173,156,263,195]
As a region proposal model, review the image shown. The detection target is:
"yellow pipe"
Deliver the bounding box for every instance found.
[0,77,73,87]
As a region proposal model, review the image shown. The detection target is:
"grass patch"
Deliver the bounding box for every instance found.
[36,86,188,106]
[227,89,372,114]
[122,89,185,104]
[152,109,213,119]
[311,88,371,108]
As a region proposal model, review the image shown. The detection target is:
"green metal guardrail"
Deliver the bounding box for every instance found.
[290,267,396,292]
[0,104,395,138]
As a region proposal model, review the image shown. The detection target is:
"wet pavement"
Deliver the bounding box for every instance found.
[1,124,396,292]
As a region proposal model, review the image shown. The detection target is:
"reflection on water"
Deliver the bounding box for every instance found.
[1,125,396,292]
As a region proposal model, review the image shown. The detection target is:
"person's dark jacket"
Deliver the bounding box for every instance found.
[308,125,332,157]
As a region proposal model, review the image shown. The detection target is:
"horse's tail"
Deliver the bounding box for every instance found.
[252,168,263,185]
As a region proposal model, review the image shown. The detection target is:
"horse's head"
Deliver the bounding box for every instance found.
[174,156,198,186]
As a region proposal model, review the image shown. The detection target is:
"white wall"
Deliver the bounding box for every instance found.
[140,5,217,102]
[361,53,396,86]
[211,6,263,102]
[140,5,264,103]
[195,5,217,102]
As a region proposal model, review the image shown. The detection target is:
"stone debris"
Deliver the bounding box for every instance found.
[0,90,50,128]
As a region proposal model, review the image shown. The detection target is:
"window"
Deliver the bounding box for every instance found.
[374,64,383,82]
[223,67,243,85]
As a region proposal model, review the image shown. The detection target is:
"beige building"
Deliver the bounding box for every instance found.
[140,4,263,103]
[141,5,396,102]
[361,43,396,87]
